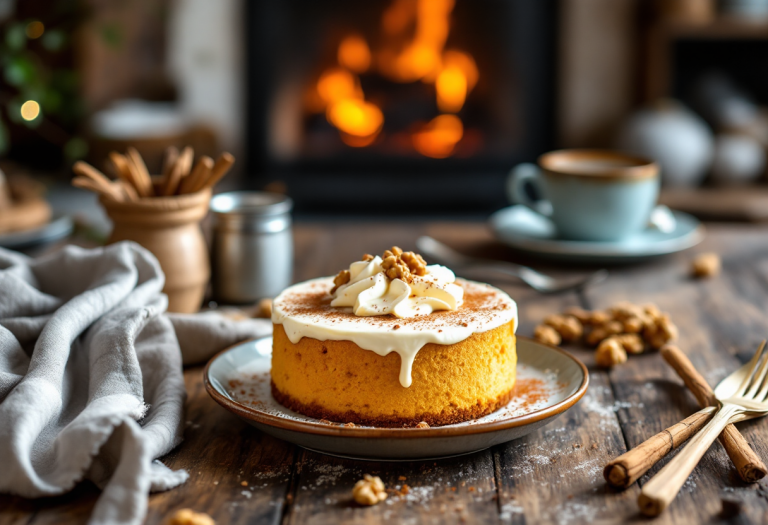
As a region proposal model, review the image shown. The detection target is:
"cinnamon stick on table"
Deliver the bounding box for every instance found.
[604,407,716,489]
[604,345,767,488]
[661,344,767,483]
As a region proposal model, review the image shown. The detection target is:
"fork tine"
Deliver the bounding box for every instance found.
[746,340,768,399]
[735,341,767,397]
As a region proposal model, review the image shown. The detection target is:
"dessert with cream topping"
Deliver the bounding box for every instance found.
[271,246,517,427]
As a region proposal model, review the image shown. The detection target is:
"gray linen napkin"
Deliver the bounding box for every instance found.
[0,242,272,525]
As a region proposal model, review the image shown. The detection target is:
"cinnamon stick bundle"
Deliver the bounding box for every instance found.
[604,344,767,489]
[72,147,235,201]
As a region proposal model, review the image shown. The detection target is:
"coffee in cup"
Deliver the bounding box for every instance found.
[507,150,659,242]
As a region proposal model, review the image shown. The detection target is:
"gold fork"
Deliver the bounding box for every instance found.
[639,341,768,516]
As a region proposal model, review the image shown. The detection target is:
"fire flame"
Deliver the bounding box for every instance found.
[412,114,463,158]
[312,0,478,156]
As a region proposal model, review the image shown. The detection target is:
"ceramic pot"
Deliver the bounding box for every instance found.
[618,101,713,188]
[100,189,211,313]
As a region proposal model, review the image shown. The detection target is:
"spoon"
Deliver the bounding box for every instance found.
[416,236,608,294]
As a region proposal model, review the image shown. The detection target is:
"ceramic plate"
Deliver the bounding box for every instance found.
[204,336,588,461]
[489,205,704,263]
[0,215,73,250]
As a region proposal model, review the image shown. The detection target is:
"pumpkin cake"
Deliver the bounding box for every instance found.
[271,247,518,427]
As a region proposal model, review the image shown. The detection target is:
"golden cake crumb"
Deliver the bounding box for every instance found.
[353,475,387,505]
[164,509,215,525]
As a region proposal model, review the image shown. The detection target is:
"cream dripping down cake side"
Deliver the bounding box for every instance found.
[270,247,518,427]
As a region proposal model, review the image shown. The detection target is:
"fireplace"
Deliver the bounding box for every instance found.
[246,0,557,214]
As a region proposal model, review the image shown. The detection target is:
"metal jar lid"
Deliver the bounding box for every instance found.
[210,191,293,233]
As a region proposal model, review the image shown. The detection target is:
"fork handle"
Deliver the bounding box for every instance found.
[638,403,742,516]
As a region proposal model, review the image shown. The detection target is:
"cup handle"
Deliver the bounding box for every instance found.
[506,163,553,216]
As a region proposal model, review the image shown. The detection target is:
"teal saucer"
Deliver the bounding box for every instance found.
[489,206,704,264]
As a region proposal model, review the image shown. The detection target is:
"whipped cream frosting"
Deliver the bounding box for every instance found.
[272,277,517,388]
[330,256,463,318]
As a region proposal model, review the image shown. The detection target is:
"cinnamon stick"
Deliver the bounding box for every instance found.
[73,162,121,200]
[161,146,179,180]
[193,152,234,192]
[604,407,715,489]
[108,153,139,195]
[179,156,213,195]
[72,176,122,201]
[162,146,193,196]
[661,344,767,483]
[126,147,153,197]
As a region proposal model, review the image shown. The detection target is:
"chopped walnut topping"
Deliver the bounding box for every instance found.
[416,421,430,429]
[353,475,388,505]
[383,246,403,258]
[163,509,216,525]
[362,253,374,262]
[330,269,351,294]
[401,251,427,276]
[319,419,332,425]
[381,255,413,282]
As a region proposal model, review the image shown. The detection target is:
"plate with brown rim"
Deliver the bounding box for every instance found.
[204,336,588,461]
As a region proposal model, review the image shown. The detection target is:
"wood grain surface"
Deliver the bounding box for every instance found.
[3,222,768,524]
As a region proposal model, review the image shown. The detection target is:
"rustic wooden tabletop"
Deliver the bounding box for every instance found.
[3,221,768,524]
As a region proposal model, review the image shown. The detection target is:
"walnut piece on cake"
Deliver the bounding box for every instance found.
[353,474,388,505]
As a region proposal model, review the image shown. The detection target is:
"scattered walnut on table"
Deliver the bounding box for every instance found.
[533,300,678,367]
[163,509,216,525]
[615,333,645,354]
[645,314,679,349]
[353,474,388,506]
[255,298,272,319]
[595,338,628,368]
[563,306,592,325]
[543,314,583,342]
[534,324,561,346]
[692,252,721,278]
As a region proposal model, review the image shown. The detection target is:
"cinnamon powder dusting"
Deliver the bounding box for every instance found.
[274,278,514,331]
[512,378,548,411]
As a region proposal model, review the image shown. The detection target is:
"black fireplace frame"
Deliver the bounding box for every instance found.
[245,0,559,215]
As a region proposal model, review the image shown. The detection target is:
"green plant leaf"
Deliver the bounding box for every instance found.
[0,117,9,156]
[99,23,122,49]
[42,30,66,52]
[5,23,27,51]
[6,99,24,124]
[4,56,37,86]
[64,137,88,160]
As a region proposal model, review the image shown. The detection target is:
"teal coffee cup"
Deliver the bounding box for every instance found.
[507,150,660,242]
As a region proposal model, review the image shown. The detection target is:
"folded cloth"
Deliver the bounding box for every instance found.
[0,242,272,525]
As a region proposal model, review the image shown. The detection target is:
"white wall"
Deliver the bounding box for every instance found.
[167,0,245,157]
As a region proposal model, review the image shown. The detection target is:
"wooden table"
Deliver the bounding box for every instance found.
[3,221,768,524]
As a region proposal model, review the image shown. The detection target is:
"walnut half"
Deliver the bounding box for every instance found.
[353,474,388,505]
